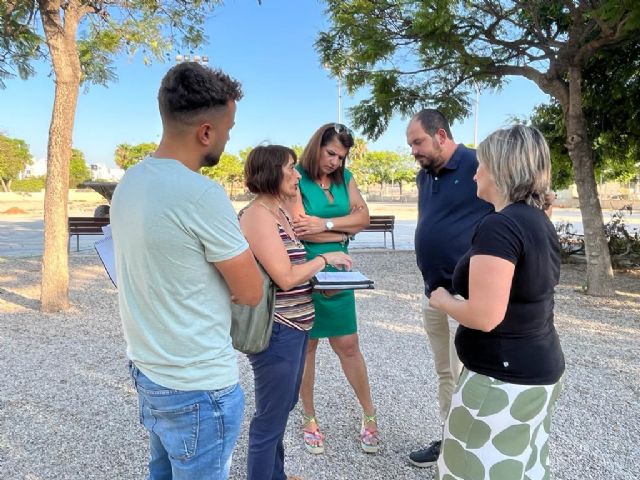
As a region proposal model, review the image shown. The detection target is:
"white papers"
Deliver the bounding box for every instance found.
[312,271,374,291]
[315,271,371,283]
[94,231,117,288]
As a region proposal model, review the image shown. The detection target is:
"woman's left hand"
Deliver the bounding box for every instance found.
[429,287,453,311]
[318,289,339,298]
[293,214,327,236]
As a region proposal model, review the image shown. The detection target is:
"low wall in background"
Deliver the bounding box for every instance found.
[2,190,638,214]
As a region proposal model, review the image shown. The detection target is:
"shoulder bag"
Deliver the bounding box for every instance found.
[230,263,277,354]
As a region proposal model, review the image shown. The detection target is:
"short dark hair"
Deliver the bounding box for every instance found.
[158,62,243,125]
[299,123,354,184]
[412,109,453,139]
[245,145,297,195]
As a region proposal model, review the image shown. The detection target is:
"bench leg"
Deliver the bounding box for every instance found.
[391,231,395,250]
[383,232,387,248]
[76,235,80,252]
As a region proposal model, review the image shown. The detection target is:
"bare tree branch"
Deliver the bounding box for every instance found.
[488,63,568,104]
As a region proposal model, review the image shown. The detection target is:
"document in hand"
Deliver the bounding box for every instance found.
[311,271,374,291]
[94,231,117,288]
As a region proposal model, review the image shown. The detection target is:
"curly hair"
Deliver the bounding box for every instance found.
[158,62,243,125]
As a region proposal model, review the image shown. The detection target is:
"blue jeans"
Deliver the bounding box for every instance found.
[129,362,244,480]
[247,323,309,480]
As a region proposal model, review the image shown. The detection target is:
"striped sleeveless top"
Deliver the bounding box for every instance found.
[272,213,315,331]
[240,203,315,331]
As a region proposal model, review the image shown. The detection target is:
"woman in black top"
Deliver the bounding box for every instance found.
[429,125,565,480]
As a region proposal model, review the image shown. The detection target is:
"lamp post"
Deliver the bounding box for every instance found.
[324,63,342,123]
[473,81,480,147]
[337,75,342,124]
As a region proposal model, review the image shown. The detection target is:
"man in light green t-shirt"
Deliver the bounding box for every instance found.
[111,62,263,480]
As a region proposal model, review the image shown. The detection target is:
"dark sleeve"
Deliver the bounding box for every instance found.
[469,213,523,265]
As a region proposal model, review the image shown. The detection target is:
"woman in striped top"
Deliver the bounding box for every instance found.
[240,145,352,480]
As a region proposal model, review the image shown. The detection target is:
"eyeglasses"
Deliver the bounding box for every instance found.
[332,123,355,138]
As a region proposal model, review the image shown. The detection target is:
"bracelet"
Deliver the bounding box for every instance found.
[318,254,329,267]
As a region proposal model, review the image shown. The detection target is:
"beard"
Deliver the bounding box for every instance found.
[202,152,221,168]
[416,138,444,172]
[416,152,444,174]
[416,156,438,173]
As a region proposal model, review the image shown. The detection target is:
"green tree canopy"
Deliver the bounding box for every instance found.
[1,2,224,89]
[346,137,370,186]
[317,0,640,296]
[350,150,399,191]
[290,144,304,160]
[349,137,368,166]
[239,147,253,163]
[0,133,31,192]
[69,148,90,188]
[395,153,418,192]
[202,153,244,195]
[114,142,158,170]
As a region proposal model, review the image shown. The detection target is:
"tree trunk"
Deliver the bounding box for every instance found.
[565,66,614,296]
[39,1,83,312]
[1,179,9,192]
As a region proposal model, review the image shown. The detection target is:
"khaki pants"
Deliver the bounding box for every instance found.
[421,294,463,422]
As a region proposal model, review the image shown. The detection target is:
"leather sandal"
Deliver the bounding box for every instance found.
[302,414,325,454]
[360,412,380,454]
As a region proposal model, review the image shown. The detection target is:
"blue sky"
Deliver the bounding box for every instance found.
[0,0,551,168]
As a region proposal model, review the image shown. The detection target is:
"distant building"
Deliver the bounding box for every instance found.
[89,164,124,182]
[20,158,47,178]
[19,159,124,183]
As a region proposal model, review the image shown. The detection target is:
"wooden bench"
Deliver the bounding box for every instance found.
[68,216,111,252]
[362,215,396,249]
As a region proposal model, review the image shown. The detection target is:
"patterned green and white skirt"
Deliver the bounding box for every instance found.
[437,368,564,480]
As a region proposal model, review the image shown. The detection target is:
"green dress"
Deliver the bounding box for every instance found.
[297,165,357,338]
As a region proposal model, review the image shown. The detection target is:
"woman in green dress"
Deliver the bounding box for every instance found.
[287,123,380,455]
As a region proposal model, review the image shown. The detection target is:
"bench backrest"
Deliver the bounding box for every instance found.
[364,215,395,231]
[68,216,111,234]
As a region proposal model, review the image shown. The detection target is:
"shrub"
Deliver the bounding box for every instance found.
[557,208,640,268]
[12,176,45,192]
[605,211,640,268]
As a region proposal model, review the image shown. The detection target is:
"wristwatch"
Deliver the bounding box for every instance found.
[325,220,334,231]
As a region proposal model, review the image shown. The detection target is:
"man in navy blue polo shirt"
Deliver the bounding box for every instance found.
[405,109,493,468]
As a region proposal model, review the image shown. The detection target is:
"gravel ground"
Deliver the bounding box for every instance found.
[0,251,638,480]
